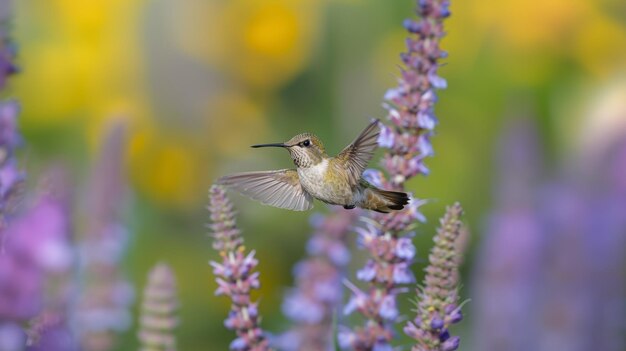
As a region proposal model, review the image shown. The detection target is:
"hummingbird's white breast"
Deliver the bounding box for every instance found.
[298,158,352,205]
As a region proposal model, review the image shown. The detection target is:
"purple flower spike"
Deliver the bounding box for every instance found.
[277,207,358,351]
[0,171,75,350]
[0,194,71,322]
[74,122,134,351]
[0,24,17,90]
[0,101,24,234]
[405,203,466,351]
[137,263,179,351]
[343,0,451,347]
[208,185,270,351]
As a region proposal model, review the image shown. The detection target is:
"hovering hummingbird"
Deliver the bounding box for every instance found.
[217,119,409,213]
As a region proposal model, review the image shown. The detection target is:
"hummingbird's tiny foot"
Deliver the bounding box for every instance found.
[343,205,356,210]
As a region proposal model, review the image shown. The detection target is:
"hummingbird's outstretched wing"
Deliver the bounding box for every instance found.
[336,119,381,186]
[217,169,314,211]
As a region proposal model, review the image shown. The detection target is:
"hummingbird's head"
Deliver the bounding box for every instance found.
[251,133,326,168]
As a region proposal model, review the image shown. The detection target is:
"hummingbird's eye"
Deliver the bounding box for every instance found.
[302,140,311,147]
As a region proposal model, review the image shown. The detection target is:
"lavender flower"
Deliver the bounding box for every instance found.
[0,188,74,351]
[138,263,179,351]
[0,1,21,240]
[24,169,78,351]
[74,122,134,351]
[471,118,545,351]
[0,17,73,347]
[27,310,77,351]
[208,185,270,351]
[404,203,465,351]
[0,193,72,322]
[0,323,25,351]
[472,114,626,351]
[278,208,358,351]
[343,0,451,348]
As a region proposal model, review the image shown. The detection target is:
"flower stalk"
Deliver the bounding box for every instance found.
[404,203,465,351]
[208,185,270,351]
[138,263,179,351]
[74,122,134,351]
[342,0,451,349]
[279,208,358,351]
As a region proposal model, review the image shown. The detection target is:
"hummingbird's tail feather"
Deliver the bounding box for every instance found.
[362,187,410,213]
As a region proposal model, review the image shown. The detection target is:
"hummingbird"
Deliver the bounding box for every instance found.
[217,119,409,213]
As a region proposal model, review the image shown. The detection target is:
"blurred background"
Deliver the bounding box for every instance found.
[6,0,626,349]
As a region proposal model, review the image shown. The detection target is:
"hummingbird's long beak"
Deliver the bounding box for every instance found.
[251,143,288,148]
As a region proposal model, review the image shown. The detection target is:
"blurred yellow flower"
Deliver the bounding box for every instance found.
[232,0,321,89]
[14,39,91,123]
[14,0,147,128]
[573,11,626,77]
[128,125,211,209]
[471,0,588,53]
[172,0,322,90]
[149,142,197,205]
[244,4,299,60]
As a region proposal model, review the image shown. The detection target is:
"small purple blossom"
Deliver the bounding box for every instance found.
[343,283,368,316]
[337,327,355,349]
[417,111,436,130]
[306,230,350,266]
[373,341,394,351]
[209,185,270,351]
[428,71,447,89]
[444,305,463,324]
[282,294,324,324]
[403,19,422,33]
[378,295,399,320]
[392,262,415,284]
[377,124,395,149]
[357,260,377,281]
[418,133,434,157]
[441,336,460,351]
[395,237,416,259]
[430,318,444,330]
[384,88,402,101]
